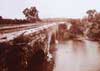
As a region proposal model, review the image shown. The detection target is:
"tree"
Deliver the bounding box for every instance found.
[23,6,41,23]
[0,16,2,19]
[86,9,96,22]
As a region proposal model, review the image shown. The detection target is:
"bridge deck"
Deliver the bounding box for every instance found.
[0,23,57,42]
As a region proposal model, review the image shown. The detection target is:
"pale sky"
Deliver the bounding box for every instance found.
[0,0,100,19]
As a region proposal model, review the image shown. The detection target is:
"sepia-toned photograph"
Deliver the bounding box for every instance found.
[0,0,100,71]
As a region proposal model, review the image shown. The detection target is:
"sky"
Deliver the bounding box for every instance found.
[0,0,100,19]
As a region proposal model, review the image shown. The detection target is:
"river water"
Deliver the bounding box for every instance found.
[53,40,100,71]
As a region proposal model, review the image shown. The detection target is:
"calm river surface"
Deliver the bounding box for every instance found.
[53,40,100,71]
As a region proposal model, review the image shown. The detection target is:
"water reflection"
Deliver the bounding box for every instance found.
[54,40,100,71]
[0,42,55,71]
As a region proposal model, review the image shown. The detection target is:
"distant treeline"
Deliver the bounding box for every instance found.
[0,16,30,25]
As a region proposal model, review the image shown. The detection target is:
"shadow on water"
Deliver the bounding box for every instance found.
[0,42,56,71]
